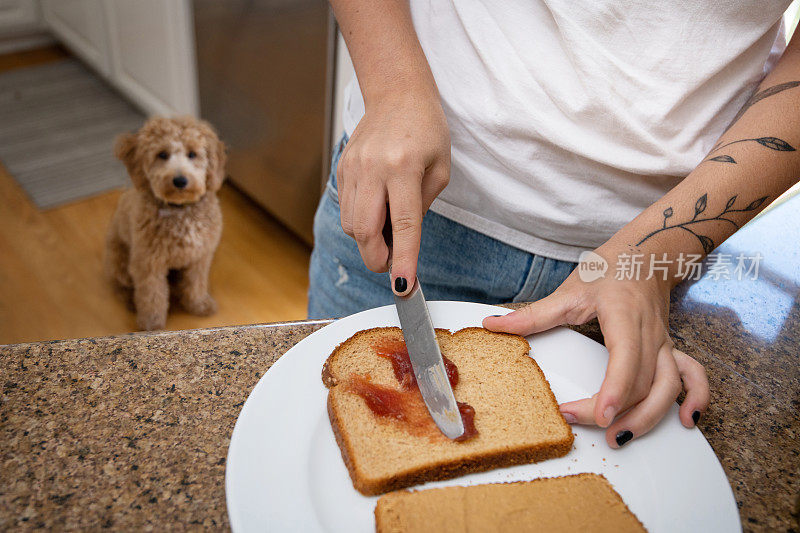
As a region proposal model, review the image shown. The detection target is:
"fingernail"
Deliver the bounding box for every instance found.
[393,276,408,294]
[615,430,633,447]
[561,412,577,424]
[692,410,701,425]
[488,314,502,318]
[603,406,617,423]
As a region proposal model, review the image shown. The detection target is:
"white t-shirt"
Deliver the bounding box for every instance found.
[342,1,791,262]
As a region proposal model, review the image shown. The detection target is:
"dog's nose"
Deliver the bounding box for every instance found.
[173,175,188,189]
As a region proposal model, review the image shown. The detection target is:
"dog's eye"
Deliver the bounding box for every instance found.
[187,150,197,159]
[157,151,169,160]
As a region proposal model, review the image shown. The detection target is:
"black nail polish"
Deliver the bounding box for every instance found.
[692,410,701,425]
[489,314,502,317]
[394,277,408,294]
[615,430,633,447]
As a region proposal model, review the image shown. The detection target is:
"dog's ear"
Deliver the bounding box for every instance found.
[201,122,227,193]
[114,132,147,189]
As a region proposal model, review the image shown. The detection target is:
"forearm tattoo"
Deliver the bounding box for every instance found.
[635,81,794,252]
[724,80,800,133]
[703,80,800,164]
[636,193,769,253]
[703,136,795,165]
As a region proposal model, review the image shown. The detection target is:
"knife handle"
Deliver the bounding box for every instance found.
[384,205,419,294]
[383,204,394,271]
[382,204,393,249]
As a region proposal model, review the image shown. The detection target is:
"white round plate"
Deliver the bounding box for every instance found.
[226,301,739,532]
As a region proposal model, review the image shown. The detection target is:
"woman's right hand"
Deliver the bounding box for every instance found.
[337,89,450,295]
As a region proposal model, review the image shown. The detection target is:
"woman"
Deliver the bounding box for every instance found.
[308,1,800,448]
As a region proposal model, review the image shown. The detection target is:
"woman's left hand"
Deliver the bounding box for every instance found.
[483,246,710,448]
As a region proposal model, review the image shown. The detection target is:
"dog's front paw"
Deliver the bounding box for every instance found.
[137,312,166,331]
[184,294,217,316]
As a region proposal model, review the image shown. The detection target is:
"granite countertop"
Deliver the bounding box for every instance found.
[2,197,799,531]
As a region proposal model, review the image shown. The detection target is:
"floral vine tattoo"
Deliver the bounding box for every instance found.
[701,80,800,164]
[702,136,795,165]
[725,81,800,133]
[636,193,769,254]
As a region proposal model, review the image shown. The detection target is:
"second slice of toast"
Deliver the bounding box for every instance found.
[374,473,646,532]
[322,327,573,495]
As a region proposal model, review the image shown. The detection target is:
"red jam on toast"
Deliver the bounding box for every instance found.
[344,338,477,442]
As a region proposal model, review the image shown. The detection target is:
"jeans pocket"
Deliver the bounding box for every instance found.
[512,255,576,303]
[325,181,340,205]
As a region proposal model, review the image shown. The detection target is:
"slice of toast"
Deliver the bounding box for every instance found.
[322,327,573,496]
[374,473,646,533]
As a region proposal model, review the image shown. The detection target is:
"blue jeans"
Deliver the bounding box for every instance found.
[307,135,577,319]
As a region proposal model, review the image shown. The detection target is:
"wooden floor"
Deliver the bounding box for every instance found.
[0,44,69,71]
[0,47,312,345]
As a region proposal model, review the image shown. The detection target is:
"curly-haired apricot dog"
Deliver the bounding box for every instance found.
[105,116,226,330]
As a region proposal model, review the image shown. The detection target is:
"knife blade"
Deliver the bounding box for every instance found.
[394,278,465,440]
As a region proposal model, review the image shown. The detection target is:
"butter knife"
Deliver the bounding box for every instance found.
[394,278,465,440]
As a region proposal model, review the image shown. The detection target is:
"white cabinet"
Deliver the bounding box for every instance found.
[104,0,197,115]
[41,0,110,76]
[0,0,53,53]
[0,0,44,32]
[40,0,198,116]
